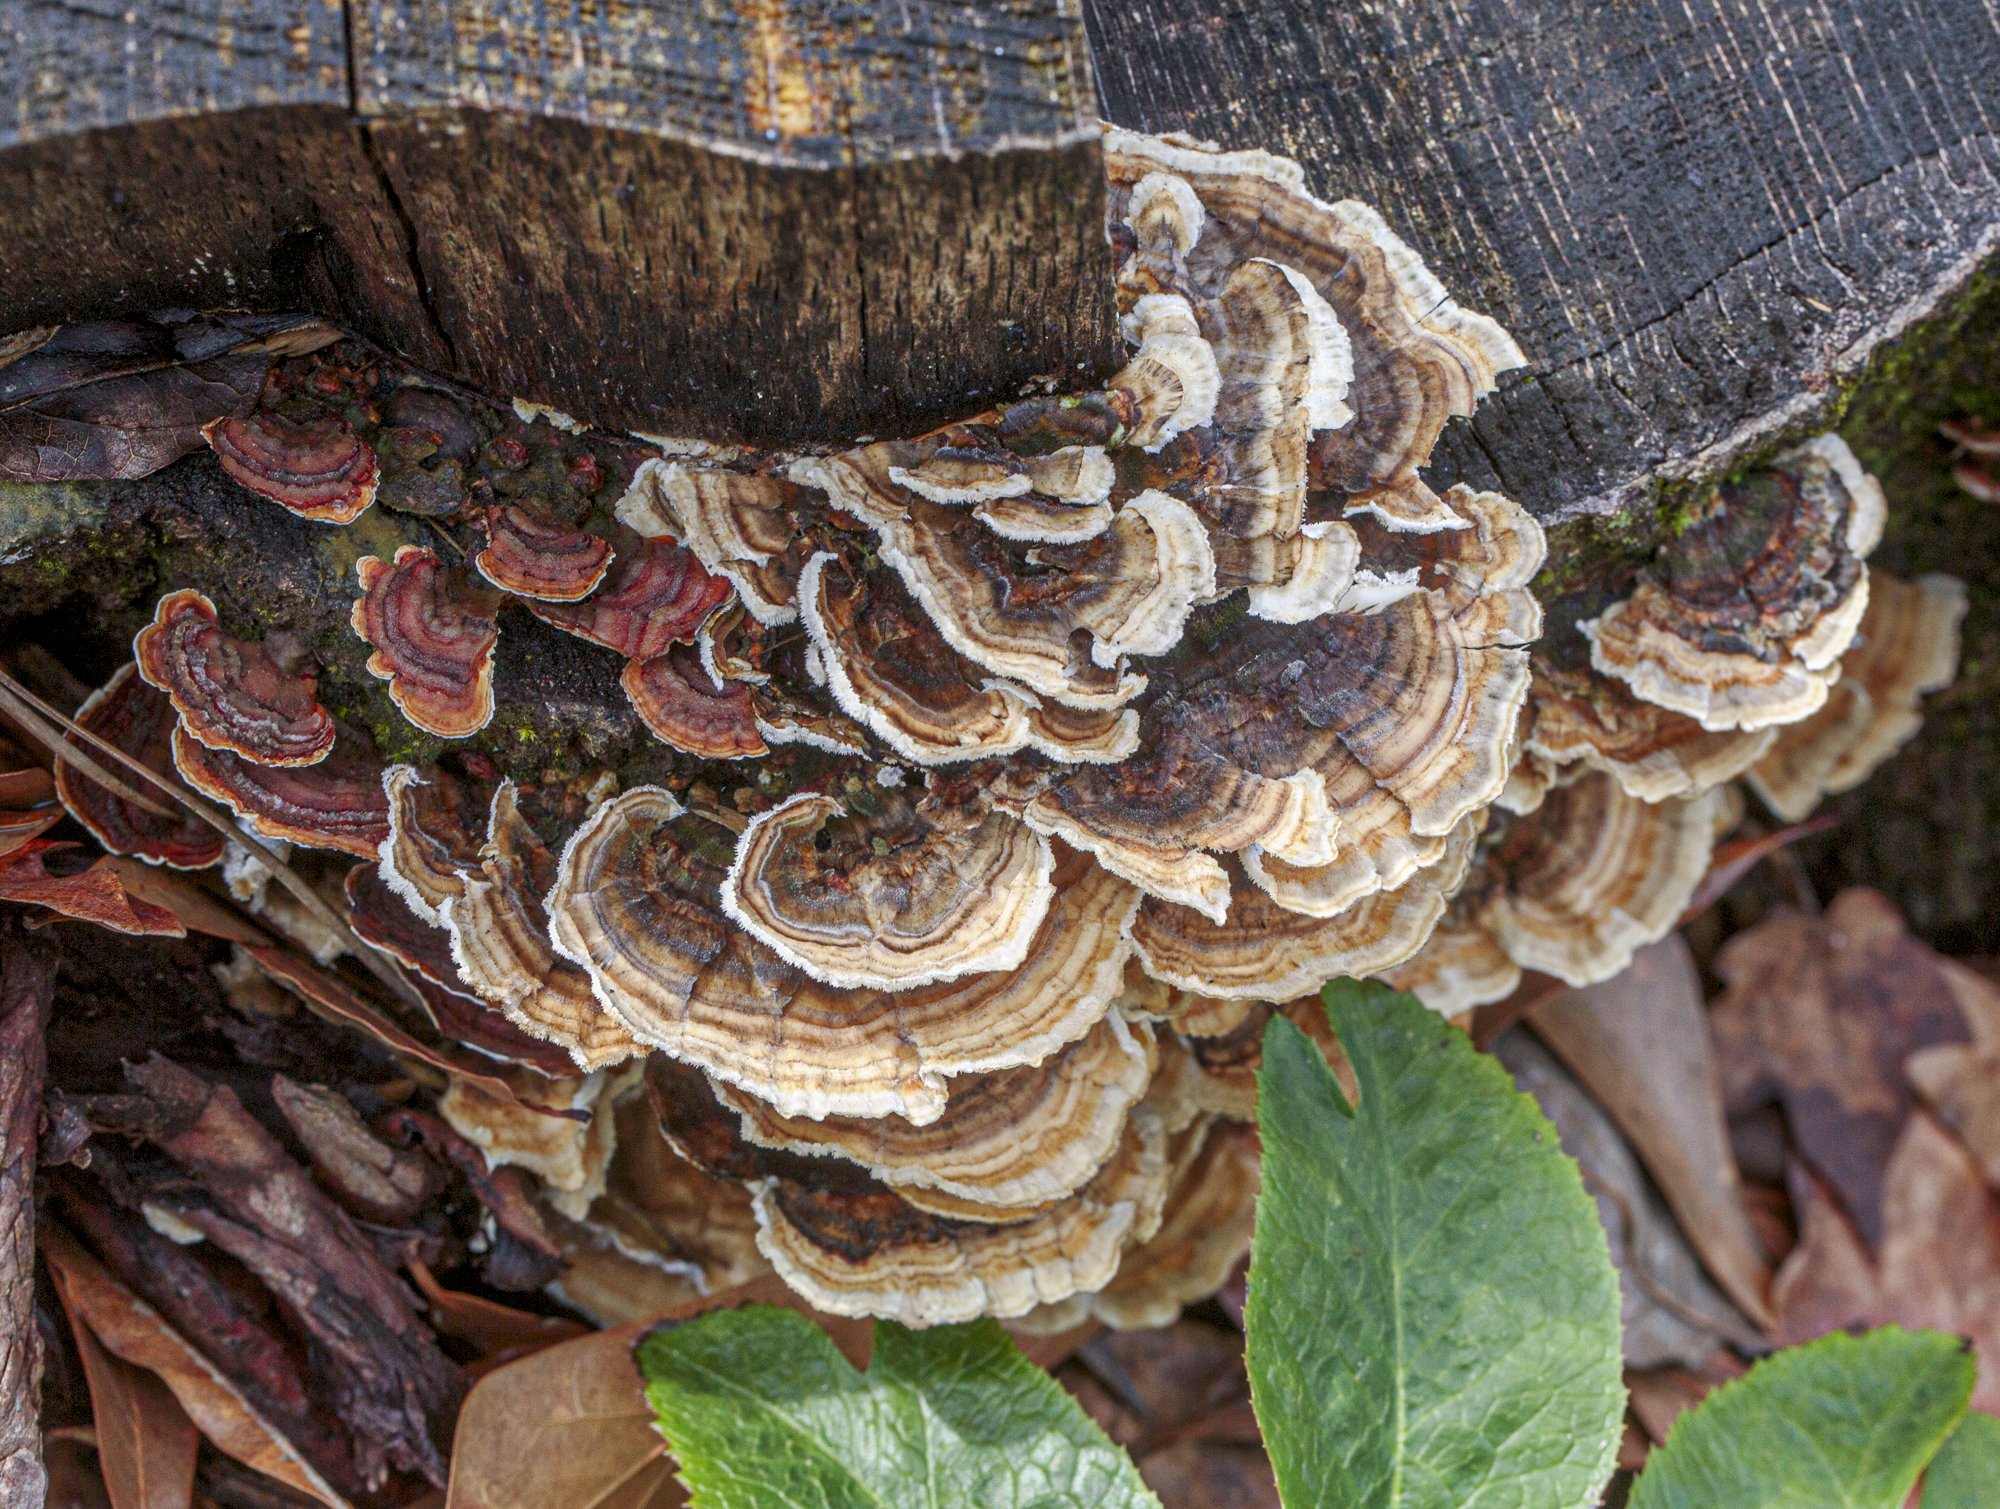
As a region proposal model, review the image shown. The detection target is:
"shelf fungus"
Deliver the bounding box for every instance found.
[473,504,616,601]
[133,589,336,767]
[204,409,379,524]
[548,788,1137,1124]
[15,125,1547,1329]
[1386,772,1722,1013]
[352,546,502,739]
[381,768,641,1072]
[1747,571,1967,822]
[1580,435,1887,732]
[54,666,225,870]
[173,727,390,857]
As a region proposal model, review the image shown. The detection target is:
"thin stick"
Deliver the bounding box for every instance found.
[0,670,426,1012]
[0,680,176,818]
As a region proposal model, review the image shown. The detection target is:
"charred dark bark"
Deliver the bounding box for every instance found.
[0,919,55,1509]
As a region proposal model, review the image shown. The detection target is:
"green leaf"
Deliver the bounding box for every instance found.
[1923,1409,2000,1507]
[1247,979,1624,1509]
[635,1304,1162,1509]
[1630,1327,1973,1509]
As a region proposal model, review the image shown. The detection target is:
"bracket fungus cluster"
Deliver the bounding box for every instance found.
[13,124,1968,1345]
[1390,433,1966,1014]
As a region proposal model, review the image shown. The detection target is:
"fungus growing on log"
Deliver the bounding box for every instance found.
[472,505,615,601]
[720,1013,1155,1217]
[719,792,1056,991]
[2,120,1548,1336]
[523,535,732,660]
[53,666,224,870]
[171,726,389,857]
[205,409,380,524]
[1581,434,1886,732]
[1747,571,1968,822]
[620,644,766,760]
[1387,773,1722,1012]
[134,589,335,767]
[351,546,502,739]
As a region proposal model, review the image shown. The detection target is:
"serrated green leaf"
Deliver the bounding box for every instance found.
[1247,979,1624,1509]
[1923,1408,2000,1507]
[1630,1328,1972,1509]
[635,1304,1162,1509]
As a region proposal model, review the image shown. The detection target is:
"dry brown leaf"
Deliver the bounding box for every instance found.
[405,1259,589,1361]
[1497,1030,1756,1368]
[1527,935,1774,1326]
[1773,1115,2000,1413]
[1710,889,1970,1249]
[39,1225,352,1509]
[0,808,58,859]
[43,1436,114,1509]
[0,843,185,937]
[444,1320,683,1509]
[0,768,56,808]
[445,1273,873,1509]
[56,1284,199,1509]
[1624,1367,1714,1446]
[97,858,270,947]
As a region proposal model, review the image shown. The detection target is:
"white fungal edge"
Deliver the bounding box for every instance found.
[615,457,799,626]
[1246,520,1362,624]
[1260,260,1355,432]
[1091,490,1218,667]
[887,462,1033,506]
[717,791,1058,992]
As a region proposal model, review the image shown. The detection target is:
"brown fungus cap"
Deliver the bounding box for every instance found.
[1517,660,1776,804]
[1582,434,1888,732]
[379,768,640,1072]
[53,665,224,870]
[133,589,335,767]
[1104,130,1522,532]
[749,1093,1172,1326]
[616,459,808,626]
[719,792,1056,991]
[351,545,501,739]
[1428,770,1721,993]
[1131,820,1479,1002]
[438,1067,628,1222]
[203,409,378,524]
[171,725,389,857]
[524,535,733,660]
[800,551,1139,768]
[720,1014,1156,1217]
[802,458,1216,710]
[1747,571,1967,823]
[1086,1119,1259,1330]
[377,763,485,925]
[621,644,767,761]
[548,789,1138,1124]
[473,505,615,602]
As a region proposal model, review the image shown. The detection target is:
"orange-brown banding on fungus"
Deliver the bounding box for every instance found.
[1581,434,1887,732]
[621,645,767,761]
[720,792,1056,991]
[351,545,500,739]
[1379,913,1522,1017]
[615,460,807,626]
[721,1014,1156,1216]
[473,505,615,602]
[548,789,1138,1123]
[749,1099,1171,1326]
[801,457,1216,709]
[799,552,1139,767]
[1517,661,1776,804]
[438,1067,627,1221]
[377,763,484,925]
[1747,570,1967,822]
[1020,447,1116,506]
[132,589,335,768]
[53,666,224,870]
[203,409,378,524]
[1132,819,1478,1001]
[525,536,733,660]
[874,426,1034,505]
[1104,130,1522,533]
[1434,771,1721,990]
[379,768,639,1072]
[171,726,388,857]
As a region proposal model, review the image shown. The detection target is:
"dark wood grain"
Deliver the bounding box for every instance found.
[1087,0,2000,522]
[0,1,1121,443]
